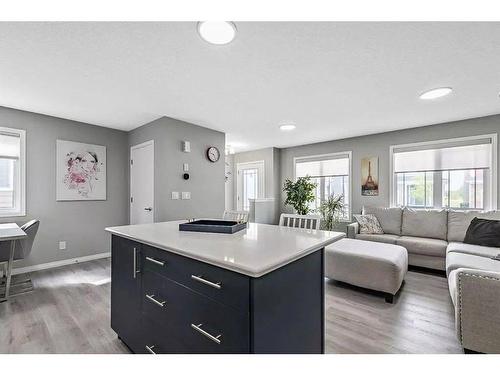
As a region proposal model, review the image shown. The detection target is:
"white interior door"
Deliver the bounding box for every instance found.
[130,140,154,224]
[237,160,265,211]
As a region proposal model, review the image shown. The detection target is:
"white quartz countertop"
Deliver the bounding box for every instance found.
[105,221,345,277]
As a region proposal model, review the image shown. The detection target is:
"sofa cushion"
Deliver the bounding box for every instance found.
[446,251,500,276]
[396,236,448,257]
[362,206,402,235]
[353,214,384,234]
[464,217,500,248]
[447,241,500,259]
[355,233,400,244]
[447,210,500,242]
[401,208,448,240]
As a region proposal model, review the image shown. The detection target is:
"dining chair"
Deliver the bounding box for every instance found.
[222,210,249,223]
[0,219,40,297]
[279,213,321,230]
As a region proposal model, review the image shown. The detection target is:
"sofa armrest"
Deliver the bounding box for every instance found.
[346,222,359,238]
[454,267,500,353]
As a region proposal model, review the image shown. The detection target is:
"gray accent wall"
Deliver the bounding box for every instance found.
[128,116,225,222]
[280,114,500,218]
[0,106,129,268]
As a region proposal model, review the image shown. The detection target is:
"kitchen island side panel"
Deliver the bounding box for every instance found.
[249,249,325,354]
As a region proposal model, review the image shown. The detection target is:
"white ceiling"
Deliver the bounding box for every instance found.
[1,22,500,152]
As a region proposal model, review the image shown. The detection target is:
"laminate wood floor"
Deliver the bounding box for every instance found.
[0,258,463,354]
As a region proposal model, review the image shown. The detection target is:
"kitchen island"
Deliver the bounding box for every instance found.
[105,221,344,354]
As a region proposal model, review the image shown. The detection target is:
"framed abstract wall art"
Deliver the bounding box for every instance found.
[56,140,107,201]
[361,156,379,196]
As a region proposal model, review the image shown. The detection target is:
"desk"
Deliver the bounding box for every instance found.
[0,223,27,302]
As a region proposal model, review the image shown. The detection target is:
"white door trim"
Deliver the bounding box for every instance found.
[236,160,265,211]
[130,140,155,223]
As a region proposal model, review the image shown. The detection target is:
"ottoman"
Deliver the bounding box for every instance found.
[325,238,408,303]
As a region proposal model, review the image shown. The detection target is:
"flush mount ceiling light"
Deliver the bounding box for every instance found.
[279,124,296,131]
[197,21,236,45]
[419,87,453,100]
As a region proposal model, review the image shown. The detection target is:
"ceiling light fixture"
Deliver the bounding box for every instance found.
[419,87,453,100]
[197,21,236,45]
[280,124,296,131]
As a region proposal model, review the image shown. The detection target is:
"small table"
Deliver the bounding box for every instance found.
[0,223,27,302]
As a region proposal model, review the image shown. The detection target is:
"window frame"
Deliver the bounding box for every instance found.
[0,127,26,217]
[293,151,352,221]
[390,134,498,210]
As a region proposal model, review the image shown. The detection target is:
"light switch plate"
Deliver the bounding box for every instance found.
[181,192,191,200]
[183,163,189,172]
[59,241,67,250]
[171,191,180,200]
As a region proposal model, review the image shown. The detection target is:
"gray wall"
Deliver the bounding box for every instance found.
[129,116,225,221]
[280,114,500,219]
[0,106,129,268]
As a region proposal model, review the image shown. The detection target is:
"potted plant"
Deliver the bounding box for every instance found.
[318,194,345,231]
[283,176,317,215]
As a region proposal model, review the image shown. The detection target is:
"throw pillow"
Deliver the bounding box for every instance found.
[353,214,384,234]
[464,217,500,248]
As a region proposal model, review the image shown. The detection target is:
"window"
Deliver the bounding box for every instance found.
[294,152,351,220]
[0,127,26,217]
[391,135,497,210]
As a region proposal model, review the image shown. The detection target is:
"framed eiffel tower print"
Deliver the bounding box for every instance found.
[361,156,379,196]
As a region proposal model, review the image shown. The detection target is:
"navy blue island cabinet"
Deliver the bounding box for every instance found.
[110,234,326,354]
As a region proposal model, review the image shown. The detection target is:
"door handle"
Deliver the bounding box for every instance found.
[144,207,152,211]
[133,247,141,279]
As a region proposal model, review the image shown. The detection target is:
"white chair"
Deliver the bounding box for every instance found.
[279,213,321,230]
[223,210,249,223]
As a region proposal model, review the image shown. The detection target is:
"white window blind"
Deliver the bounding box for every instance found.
[0,128,25,217]
[296,156,349,178]
[393,142,492,173]
[0,132,21,159]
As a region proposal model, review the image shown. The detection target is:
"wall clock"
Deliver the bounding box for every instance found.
[206,146,221,162]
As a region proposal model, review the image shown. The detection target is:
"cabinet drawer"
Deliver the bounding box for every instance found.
[142,271,175,331]
[142,245,250,311]
[141,317,190,354]
[142,270,250,353]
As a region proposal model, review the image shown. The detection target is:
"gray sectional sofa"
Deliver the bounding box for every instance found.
[347,206,500,353]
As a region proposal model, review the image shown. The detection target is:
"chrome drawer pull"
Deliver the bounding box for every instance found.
[146,294,166,307]
[146,256,165,266]
[145,345,157,354]
[133,247,140,278]
[191,275,221,289]
[190,323,222,344]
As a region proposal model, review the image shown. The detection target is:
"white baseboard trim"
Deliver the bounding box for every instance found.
[11,252,111,275]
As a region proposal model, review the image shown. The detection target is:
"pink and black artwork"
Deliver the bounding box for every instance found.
[56,140,106,201]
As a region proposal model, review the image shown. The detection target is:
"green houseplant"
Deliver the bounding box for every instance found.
[283,176,317,215]
[318,194,345,231]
